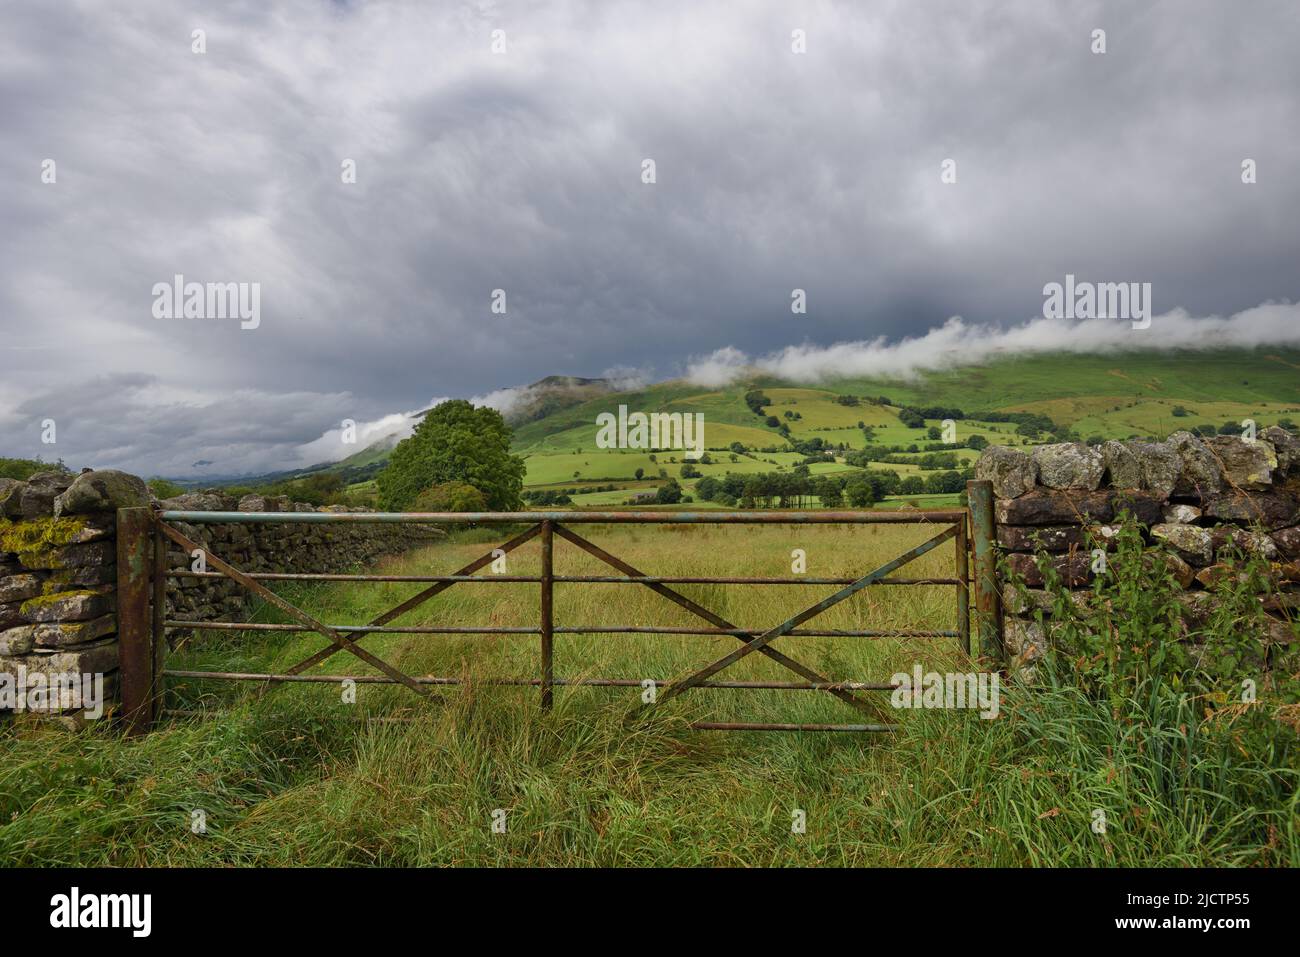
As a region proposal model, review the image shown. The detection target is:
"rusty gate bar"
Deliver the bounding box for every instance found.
[157,509,968,524]
[151,521,167,724]
[691,722,893,732]
[163,671,899,690]
[965,480,1003,663]
[956,513,970,657]
[118,503,997,734]
[161,621,958,638]
[540,519,554,710]
[169,571,960,585]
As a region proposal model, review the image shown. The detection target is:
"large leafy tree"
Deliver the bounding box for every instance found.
[378,400,525,511]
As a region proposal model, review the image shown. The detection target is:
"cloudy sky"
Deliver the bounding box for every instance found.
[1,0,1298,477]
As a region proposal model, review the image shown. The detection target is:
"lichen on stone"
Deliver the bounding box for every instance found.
[0,515,95,555]
[19,589,99,615]
[41,573,70,595]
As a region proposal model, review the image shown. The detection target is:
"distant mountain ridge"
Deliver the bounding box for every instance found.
[498,375,617,426]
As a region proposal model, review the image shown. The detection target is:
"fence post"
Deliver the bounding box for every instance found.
[152,522,168,722]
[966,480,1003,664]
[117,507,155,734]
[955,515,970,657]
[540,520,554,710]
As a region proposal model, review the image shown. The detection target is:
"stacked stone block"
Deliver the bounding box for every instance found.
[0,469,148,725]
[158,491,444,624]
[976,429,1300,671]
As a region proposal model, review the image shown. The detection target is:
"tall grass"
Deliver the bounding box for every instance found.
[1,522,1295,866]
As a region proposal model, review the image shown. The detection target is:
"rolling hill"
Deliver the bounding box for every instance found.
[209,348,1300,505]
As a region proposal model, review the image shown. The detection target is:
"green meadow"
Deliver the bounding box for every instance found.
[3,523,1293,866]
[500,349,1300,510]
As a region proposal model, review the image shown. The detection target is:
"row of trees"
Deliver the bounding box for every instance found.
[845,449,965,470]
[693,467,970,509]
[968,409,1062,438]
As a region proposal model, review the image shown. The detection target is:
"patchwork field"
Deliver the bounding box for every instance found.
[317,349,1300,513]
[503,350,1300,510]
[1009,396,1300,441]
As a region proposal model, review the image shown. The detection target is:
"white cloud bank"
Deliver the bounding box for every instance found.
[288,403,447,469]
[684,301,1300,386]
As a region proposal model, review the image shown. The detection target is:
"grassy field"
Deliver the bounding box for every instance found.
[2,524,1294,867]
[1010,396,1300,441]
[824,349,1300,412]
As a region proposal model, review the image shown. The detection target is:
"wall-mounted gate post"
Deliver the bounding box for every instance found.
[540,520,554,710]
[117,507,156,734]
[966,480,1003,664]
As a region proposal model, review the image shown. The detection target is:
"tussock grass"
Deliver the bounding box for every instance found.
[1,523,1295,866]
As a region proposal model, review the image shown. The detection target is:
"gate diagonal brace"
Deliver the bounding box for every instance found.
[552,523,888,720]
[283,522,543,676]
[656,523,960,708]
[156,519,429,697]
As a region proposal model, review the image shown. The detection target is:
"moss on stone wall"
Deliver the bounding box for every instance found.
[18,589,99,616]
[41,572,79,595]
[0,516,95,555]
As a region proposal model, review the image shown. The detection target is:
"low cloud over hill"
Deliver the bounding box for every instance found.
[686,301,1300,386]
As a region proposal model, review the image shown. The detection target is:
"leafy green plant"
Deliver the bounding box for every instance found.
[1004,513,1299,854]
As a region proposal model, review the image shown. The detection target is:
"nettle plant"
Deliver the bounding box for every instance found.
[1194,544,1281,680]
[1008,514,1299,823]
[1020,513,1282,703]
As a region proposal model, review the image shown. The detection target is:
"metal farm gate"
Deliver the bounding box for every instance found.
[116,481,1002,734]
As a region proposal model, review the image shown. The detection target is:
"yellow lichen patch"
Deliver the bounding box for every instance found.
[0,516,94,555]
[41,573,72,595]
[19,589,98,615]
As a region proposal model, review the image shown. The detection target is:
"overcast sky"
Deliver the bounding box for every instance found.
[2,0,1298,477]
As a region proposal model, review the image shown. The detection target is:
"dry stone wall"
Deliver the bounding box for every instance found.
[0,470,133,726]
[1,471,443,726]
[976,429,1300,672]
[158,491,443,624]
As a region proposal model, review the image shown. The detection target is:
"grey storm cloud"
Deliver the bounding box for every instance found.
[1,0,1298,475]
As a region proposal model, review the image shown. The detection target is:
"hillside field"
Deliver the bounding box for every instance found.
[499,349,1300,509]
[270,348,1300,510]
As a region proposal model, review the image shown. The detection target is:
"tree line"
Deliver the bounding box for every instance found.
[692,467,970,508]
